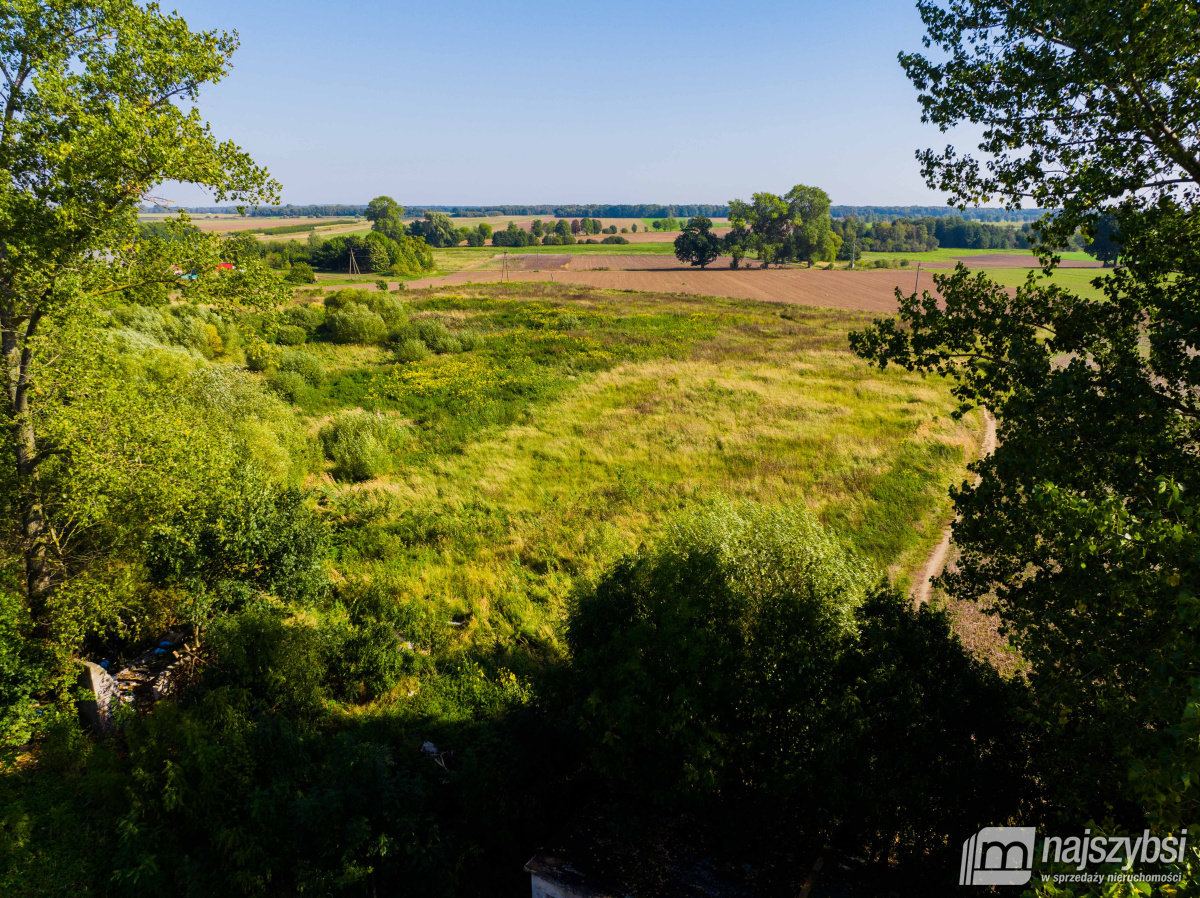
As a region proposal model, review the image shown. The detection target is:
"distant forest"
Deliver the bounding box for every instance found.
[149,202,1052,223]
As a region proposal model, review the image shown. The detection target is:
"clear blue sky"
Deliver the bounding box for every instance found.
[161,0,971,209]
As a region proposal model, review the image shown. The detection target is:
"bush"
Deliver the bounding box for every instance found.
[266,369,309,403]
[208,609,328,715]
[393,338,429,364]
[244,341,277,372]
[318,411,407,482]
[286,303,325,334]
[276,325,307,346]
[331,619,414,701]
[322,289,361,312]
[601,235,630,245]
[326,306,387,345]
[277,351,326,387]
[0,590,48,748]
[324,288,407,327]
[376,279,389,291]
[413,319,462,354]
[146,467,329,608]
[568,499,872,805]
[285,261,316,284]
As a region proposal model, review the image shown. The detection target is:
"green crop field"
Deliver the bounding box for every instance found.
[857,247,1095,264]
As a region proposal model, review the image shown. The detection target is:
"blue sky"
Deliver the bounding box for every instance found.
[162,0,969,208]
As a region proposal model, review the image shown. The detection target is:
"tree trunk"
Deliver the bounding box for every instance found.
[2,301,53,616]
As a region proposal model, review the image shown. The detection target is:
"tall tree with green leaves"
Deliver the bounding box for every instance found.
[365,195,406,242]
[674,216,722,269]
[0,1,283,618]
[851,0,1200,829]
[728,193,792,267]
[786,184,840,267]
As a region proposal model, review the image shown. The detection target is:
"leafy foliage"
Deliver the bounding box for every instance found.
[568,500,872,802]
[318,411,408,482]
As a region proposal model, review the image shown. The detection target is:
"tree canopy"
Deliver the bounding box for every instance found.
[853,0,1200,831]
[673,216,722,268]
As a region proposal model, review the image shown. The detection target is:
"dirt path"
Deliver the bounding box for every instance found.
[911,408,997,606]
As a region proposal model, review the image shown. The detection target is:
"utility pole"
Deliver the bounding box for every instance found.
[348,247,361,276]
[850,233,857,270]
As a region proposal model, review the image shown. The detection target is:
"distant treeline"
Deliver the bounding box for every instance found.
[151,203,729,219]
[148,204,368,218]
[831,215,1085,256]
[148,202,1052,225]
[830,205,1048,223]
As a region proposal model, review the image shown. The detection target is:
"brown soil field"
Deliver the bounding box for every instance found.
[404,266,941,313]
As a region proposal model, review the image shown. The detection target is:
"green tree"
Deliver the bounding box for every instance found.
[729,194,792,267]
[1084,213,1122,267]
[409,211,459,248]
[786,184,841,267]
[0,1,283,617]
[365,195,406,241]
[852,0,1200,829]
[674,216,722,269]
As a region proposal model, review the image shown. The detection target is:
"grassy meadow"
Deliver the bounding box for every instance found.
[285,283,982,672]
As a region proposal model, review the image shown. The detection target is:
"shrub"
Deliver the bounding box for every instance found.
[244,341,277,372]
[276,324,307,346]
[278,351,326,387]
[286,303,325,334]
[266,369,309,403]
[568,499,872,804]
[324,288,407,327]
[146,468,329,607]
[331,619,413,701]
[411,318,464,354]
[363,294,407,327]
[601,235,630,245]
[207,609,328,715]
[393,338,429,364]
[0,590,48,748]
[285,261,316,284]
[326,306,387,345]
[376,279,389,291]
[318,411,407,482]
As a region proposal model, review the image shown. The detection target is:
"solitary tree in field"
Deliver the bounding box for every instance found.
[674,217,722,269]
[0,0,283,615]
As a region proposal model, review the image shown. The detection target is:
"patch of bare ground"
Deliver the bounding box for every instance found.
[937,580,1028,679]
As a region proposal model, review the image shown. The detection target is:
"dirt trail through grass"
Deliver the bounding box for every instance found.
[911,408,997,605]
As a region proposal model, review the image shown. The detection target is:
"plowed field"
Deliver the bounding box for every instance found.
[406,265,942,312]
